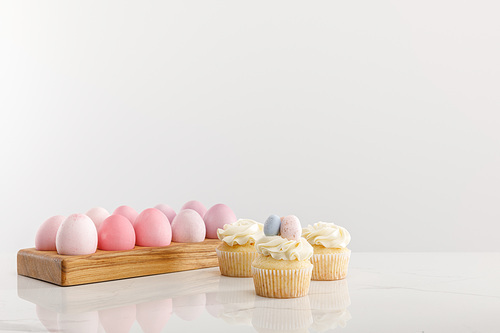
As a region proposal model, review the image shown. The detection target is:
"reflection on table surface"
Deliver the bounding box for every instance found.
[18,268,351,333]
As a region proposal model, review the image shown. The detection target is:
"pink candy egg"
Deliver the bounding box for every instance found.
[35,215,65,251]
[113,205,138,225]
[180,200,207,218]
[171,209,206,242]
[203,203,237,239]
[280,215,302,241]
[56,214,98,255]
[134,208,172,247]
[86,207,110,231]
[98,215,136,251]
[154,204,176,224]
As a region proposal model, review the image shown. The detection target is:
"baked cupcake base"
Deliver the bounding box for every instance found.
[310,247,350,281]
[251,255,313,298]
[216,243,259,277]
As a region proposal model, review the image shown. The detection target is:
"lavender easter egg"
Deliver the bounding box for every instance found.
[171,209,206,242]
[35,215,65,251]
[56,214,98,255]
[98,215,136,251]
[134,208,172,247]
[280,215,302,241]
[154,204,176,224]
[113,205,138,225]
[180,200,207,218]
[204,204,237,239]
[86,207,110,231]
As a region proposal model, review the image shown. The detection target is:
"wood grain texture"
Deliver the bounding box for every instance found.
[17,239,222,286]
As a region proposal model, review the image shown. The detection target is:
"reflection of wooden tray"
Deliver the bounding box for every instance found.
[17,239,221,286]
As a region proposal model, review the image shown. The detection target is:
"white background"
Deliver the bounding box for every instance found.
[1,0,499,253]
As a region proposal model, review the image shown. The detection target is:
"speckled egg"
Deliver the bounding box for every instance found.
[154,204,176,224]
[280,215,302,241]
[56,214,98,255]
[98,215,136,251]
[113,205,138,225]
[180,200,207,218]
[134,208,172,247]
[86,207,110,231]
[171,209,206,242]
[264,214,281,236]
[203,204,237,239]
[35,215,65,251]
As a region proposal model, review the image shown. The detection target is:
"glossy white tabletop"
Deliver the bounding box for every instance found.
[0,253,498,333]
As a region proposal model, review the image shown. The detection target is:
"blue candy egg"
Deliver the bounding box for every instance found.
[264,214,281,236]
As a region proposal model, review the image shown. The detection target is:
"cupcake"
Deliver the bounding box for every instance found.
[302,222,351,281]
[216,219,264,277]
[251,215,314,299]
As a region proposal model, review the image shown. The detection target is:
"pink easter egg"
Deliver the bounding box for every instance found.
[98,215,136,251]
[171,209,206,243]
[56,214,98,255]
[113,205,138,225]
[204,203,237,239]
[35,215,65,251]
[154,204,176,224]
[180,200,207,218]
[134,208,172,247]
[86,207,110,231]
[280,215,302,241]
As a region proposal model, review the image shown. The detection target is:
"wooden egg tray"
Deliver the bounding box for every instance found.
[17,239,221,286]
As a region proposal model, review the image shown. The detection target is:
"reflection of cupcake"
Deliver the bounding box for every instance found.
[302,222,351,281]
[216,276,256,326]
[252,218,314,299]
[252,296,313,333]
[216,219,264,277]
[309,279,352,331]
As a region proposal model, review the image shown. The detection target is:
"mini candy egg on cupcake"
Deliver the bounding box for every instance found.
[252,214,313,298]
[302,221,351,281]
[216,219,264,277]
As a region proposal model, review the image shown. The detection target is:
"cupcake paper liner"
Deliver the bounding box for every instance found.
[251,266,313,299]
[216,248,259,277]
[310,251,350,281]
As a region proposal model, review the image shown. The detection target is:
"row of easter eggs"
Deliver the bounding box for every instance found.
[35,200,237,255]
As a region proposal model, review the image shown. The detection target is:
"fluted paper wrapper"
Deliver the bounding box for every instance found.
[251,266,313,298]
[311,250,350,281]
[216,248,259,277]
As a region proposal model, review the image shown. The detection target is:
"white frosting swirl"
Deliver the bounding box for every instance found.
[255,236,313,261]
[302,222,351,248]
[217,219,264,246]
